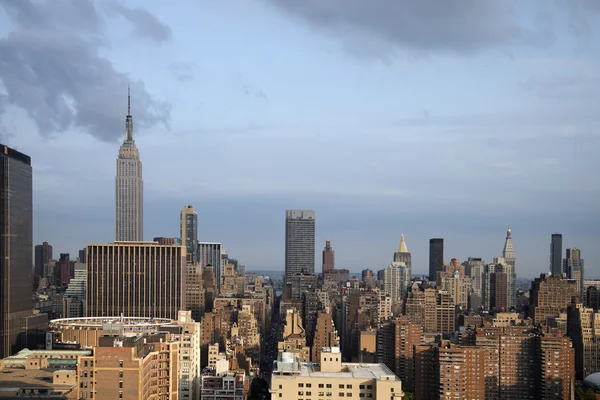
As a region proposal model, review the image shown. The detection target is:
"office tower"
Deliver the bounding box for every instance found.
[0,145,38,358]
[78,247,86,263]
[198,242,223,291]
[465,257,484,309]
[202,265,217,312]
[115,88,144,241]
[550,233,563,275]
[564,248,584,302]
[530,273,579,325]
[362,269,377,289]
[56,253,71,287]
[440,270,472,308]
[86,242,185,319]
[34,241,53,279]
[180,205,198,263]
[153,236,176,245]
[285,210,315,281]
[429,238,444,282]
[489,264,508,311]
[394,234,412,295]
[384,263,402,307]
[185,262,204,321]
[502,225,517,308]
[322,237,335,274]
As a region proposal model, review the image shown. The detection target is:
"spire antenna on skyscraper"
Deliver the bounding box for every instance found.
[127,85,131,116]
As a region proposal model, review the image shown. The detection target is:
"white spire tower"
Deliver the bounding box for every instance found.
[502,225,516,308]
[115,87,144,241]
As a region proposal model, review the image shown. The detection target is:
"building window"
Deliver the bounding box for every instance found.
[347,393,353,397]
[339,393,344,397]
[347,385,352,389]
[299,392,304,396]
[119,371,123,378]
[326,384,332,388]
[119,360,123,368]
[339,384,344,389]
[119,382,123,389]
[360,385,365,390]
[366,386,372,390]
[307,384,312,388]
[359,394,365,398]
[119,392,123,399]
[279,394,282,398]
[299,383,304,388]
[319,384,324,388]
[279,385,282,389]
[307,392,312,396]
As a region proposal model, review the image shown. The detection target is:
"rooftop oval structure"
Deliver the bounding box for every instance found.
[49,317,173,348]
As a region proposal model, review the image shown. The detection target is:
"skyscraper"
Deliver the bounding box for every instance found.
[550,233,563,275]
[285,210,315,281]
[322,237,334,274]
[180,205,198,263]
[429,238,444,282]
[87,242,185,319]
[198,242,224,291]
[115,88,143,242]
[1,145,35,357]
[392,234,412,303]
[502,225,517,308]
[34,241,53,279]
[564,248,584,302]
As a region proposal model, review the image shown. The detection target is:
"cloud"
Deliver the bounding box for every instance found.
[262,0,554,58]
[168,62,197,82]
[104,1,172,43]
[0,0,171,142]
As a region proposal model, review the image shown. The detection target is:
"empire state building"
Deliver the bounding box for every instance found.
[115,88,143,241]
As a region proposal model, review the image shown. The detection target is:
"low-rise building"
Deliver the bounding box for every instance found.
[271,347,404,400]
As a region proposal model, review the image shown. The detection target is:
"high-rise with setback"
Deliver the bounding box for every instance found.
[285,210,315,281]
[322,238,334,274]
[502,225,517,308]
[115,88,143,241]
[34,241,53,279]
[180,205,198,263]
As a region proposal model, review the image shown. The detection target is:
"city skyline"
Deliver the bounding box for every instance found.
[1,1,598,276]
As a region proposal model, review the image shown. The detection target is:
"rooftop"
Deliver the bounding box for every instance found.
[274,360,398,381]
[0,368,76,392]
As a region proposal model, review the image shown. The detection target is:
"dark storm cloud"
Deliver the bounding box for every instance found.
[0,0,171,142]
[262,0,553,57]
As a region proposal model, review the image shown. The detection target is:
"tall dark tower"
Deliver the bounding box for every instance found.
[429,238,444,282]
[550,234,563,275]
[0,144,34,358]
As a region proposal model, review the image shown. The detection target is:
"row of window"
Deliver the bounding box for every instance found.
[296,384,373,390]
[296,392,374,398]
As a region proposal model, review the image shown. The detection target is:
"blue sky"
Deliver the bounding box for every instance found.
[1,0,599,277]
